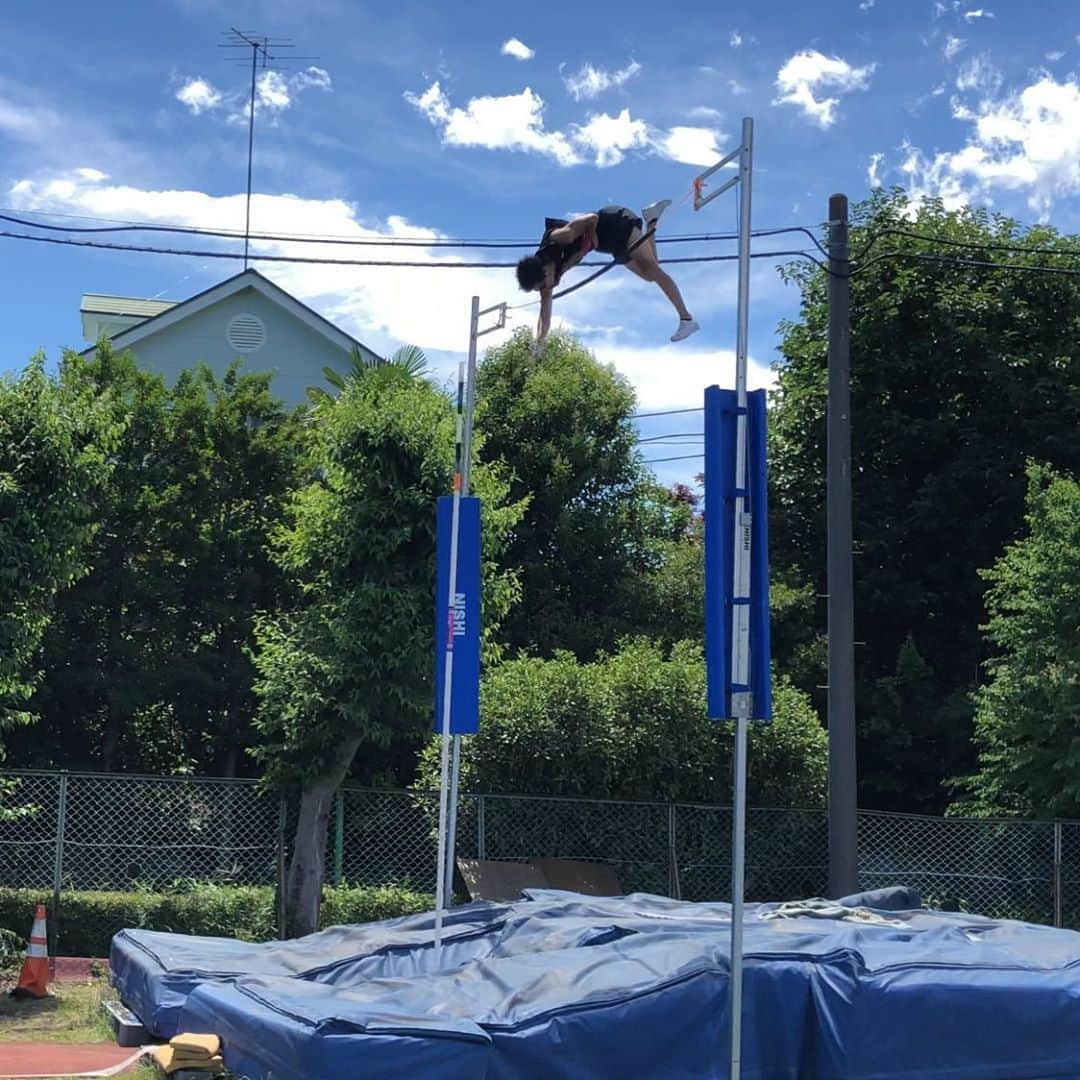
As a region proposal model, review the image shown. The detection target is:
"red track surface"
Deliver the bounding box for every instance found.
[0,1042,143,1078]
[50,960,107,983]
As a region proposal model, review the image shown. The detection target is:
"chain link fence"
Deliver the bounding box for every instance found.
[5,770,1080,944]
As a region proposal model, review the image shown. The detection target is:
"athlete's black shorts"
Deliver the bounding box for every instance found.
[595,205,643,262]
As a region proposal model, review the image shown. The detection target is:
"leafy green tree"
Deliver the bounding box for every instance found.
[953,465,1080,817]
[152,363,299,774]
[252,366,521,934]
[0,355,117,754]
[22,346,173,770]
[308,344,428,403]
[417,638,827,808]
[477,330,689,658]
[18,350,297,774]
[771,190,1080,812]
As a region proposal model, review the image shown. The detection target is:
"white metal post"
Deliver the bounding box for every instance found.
[434,297,506,958]
[432,333,468,961]
[728,115,754,1080]
[442,294,482,909]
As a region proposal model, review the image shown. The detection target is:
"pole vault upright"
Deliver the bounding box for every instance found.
[432,296,506,962]
[698,116,772,1080]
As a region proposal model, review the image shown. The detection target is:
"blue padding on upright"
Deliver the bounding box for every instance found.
[704,384,732,720]
[704,385,772,719]
[434,494,481,734]
[747,388,772,720]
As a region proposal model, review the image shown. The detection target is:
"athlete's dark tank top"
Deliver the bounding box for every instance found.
[536,206,643,283]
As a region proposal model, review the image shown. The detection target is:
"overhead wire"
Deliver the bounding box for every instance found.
[849,225,1080,265]
[633,406,705,419]
[642,453,706,464]
[637,431,703,441]
[0,209,827,252]
[0,227,831,274]
[849,249,1080,279]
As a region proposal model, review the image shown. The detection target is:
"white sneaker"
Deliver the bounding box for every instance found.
[642,199,672,228]
[670,318,700,342]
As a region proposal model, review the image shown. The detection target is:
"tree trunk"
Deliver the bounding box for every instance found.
[222,744,239,779]
[285,738,360,936]
[101,708,120,773]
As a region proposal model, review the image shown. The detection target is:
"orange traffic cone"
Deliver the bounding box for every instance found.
[9,903,50,999]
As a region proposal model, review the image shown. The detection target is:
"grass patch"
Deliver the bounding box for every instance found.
[0,973,238,1078]
[0,975,114,1044]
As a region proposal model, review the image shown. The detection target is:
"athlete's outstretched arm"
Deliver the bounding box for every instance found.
[547,212,598,246]
[536,286,553,351]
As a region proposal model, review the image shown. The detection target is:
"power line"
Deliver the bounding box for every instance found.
[632,406,705,419]
[0,228,826,272]
[642,453,706,464]
[850,225,1080,265]
[636,432,703,443]
[0,210,825,252]
[850,249,1080,279]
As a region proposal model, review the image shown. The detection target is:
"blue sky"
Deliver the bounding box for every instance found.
[2,0,1079,482]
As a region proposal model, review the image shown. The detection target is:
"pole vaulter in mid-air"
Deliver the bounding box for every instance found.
[514,199,700,348]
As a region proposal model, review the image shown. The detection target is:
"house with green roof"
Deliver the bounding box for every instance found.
[81,268,380,405]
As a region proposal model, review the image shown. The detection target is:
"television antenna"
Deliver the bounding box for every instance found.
[218,29,319,268]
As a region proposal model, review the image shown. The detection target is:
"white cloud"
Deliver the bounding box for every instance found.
[589,342,774,413]
[256,71,291,110]
[291,66,332,93]
[254,68,331,111]
[730,30,743,47]
[659,126,724,166]
[562,60,641,101]
[74,167,108,182]
[932,83,947,96]
[177,67,330,123]
[687,105,724,121]
[944,36,967,60]
[774,50,875,128]
[405,82,582,165]
[571,109,649,167]
[898,74,1080,216]
[859,0,876,9]
[963,8,994,19]
[405,80,724,170]
[501,38,535,61]
[868,152,884,187]
[1046,50,1065,62]
[176,77,222,115]
[955,54,1001,93]
[729,79,748,96]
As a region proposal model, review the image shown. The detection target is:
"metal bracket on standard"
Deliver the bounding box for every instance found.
[693,145,742,211]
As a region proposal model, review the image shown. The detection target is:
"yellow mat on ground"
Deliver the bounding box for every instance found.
[169,1034,221,1058]
[151,1043,225,1075]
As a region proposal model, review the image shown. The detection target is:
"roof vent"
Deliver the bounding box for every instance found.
[226,313,266,353]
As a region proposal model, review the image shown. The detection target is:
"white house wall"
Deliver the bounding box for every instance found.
[123,286,354,406]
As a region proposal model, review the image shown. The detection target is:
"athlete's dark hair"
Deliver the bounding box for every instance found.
[516,254,547,292]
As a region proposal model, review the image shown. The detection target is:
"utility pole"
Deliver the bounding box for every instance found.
[827,193,858,897]
[219,29,318,268]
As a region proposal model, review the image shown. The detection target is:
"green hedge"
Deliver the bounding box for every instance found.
[0,883,433,958]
